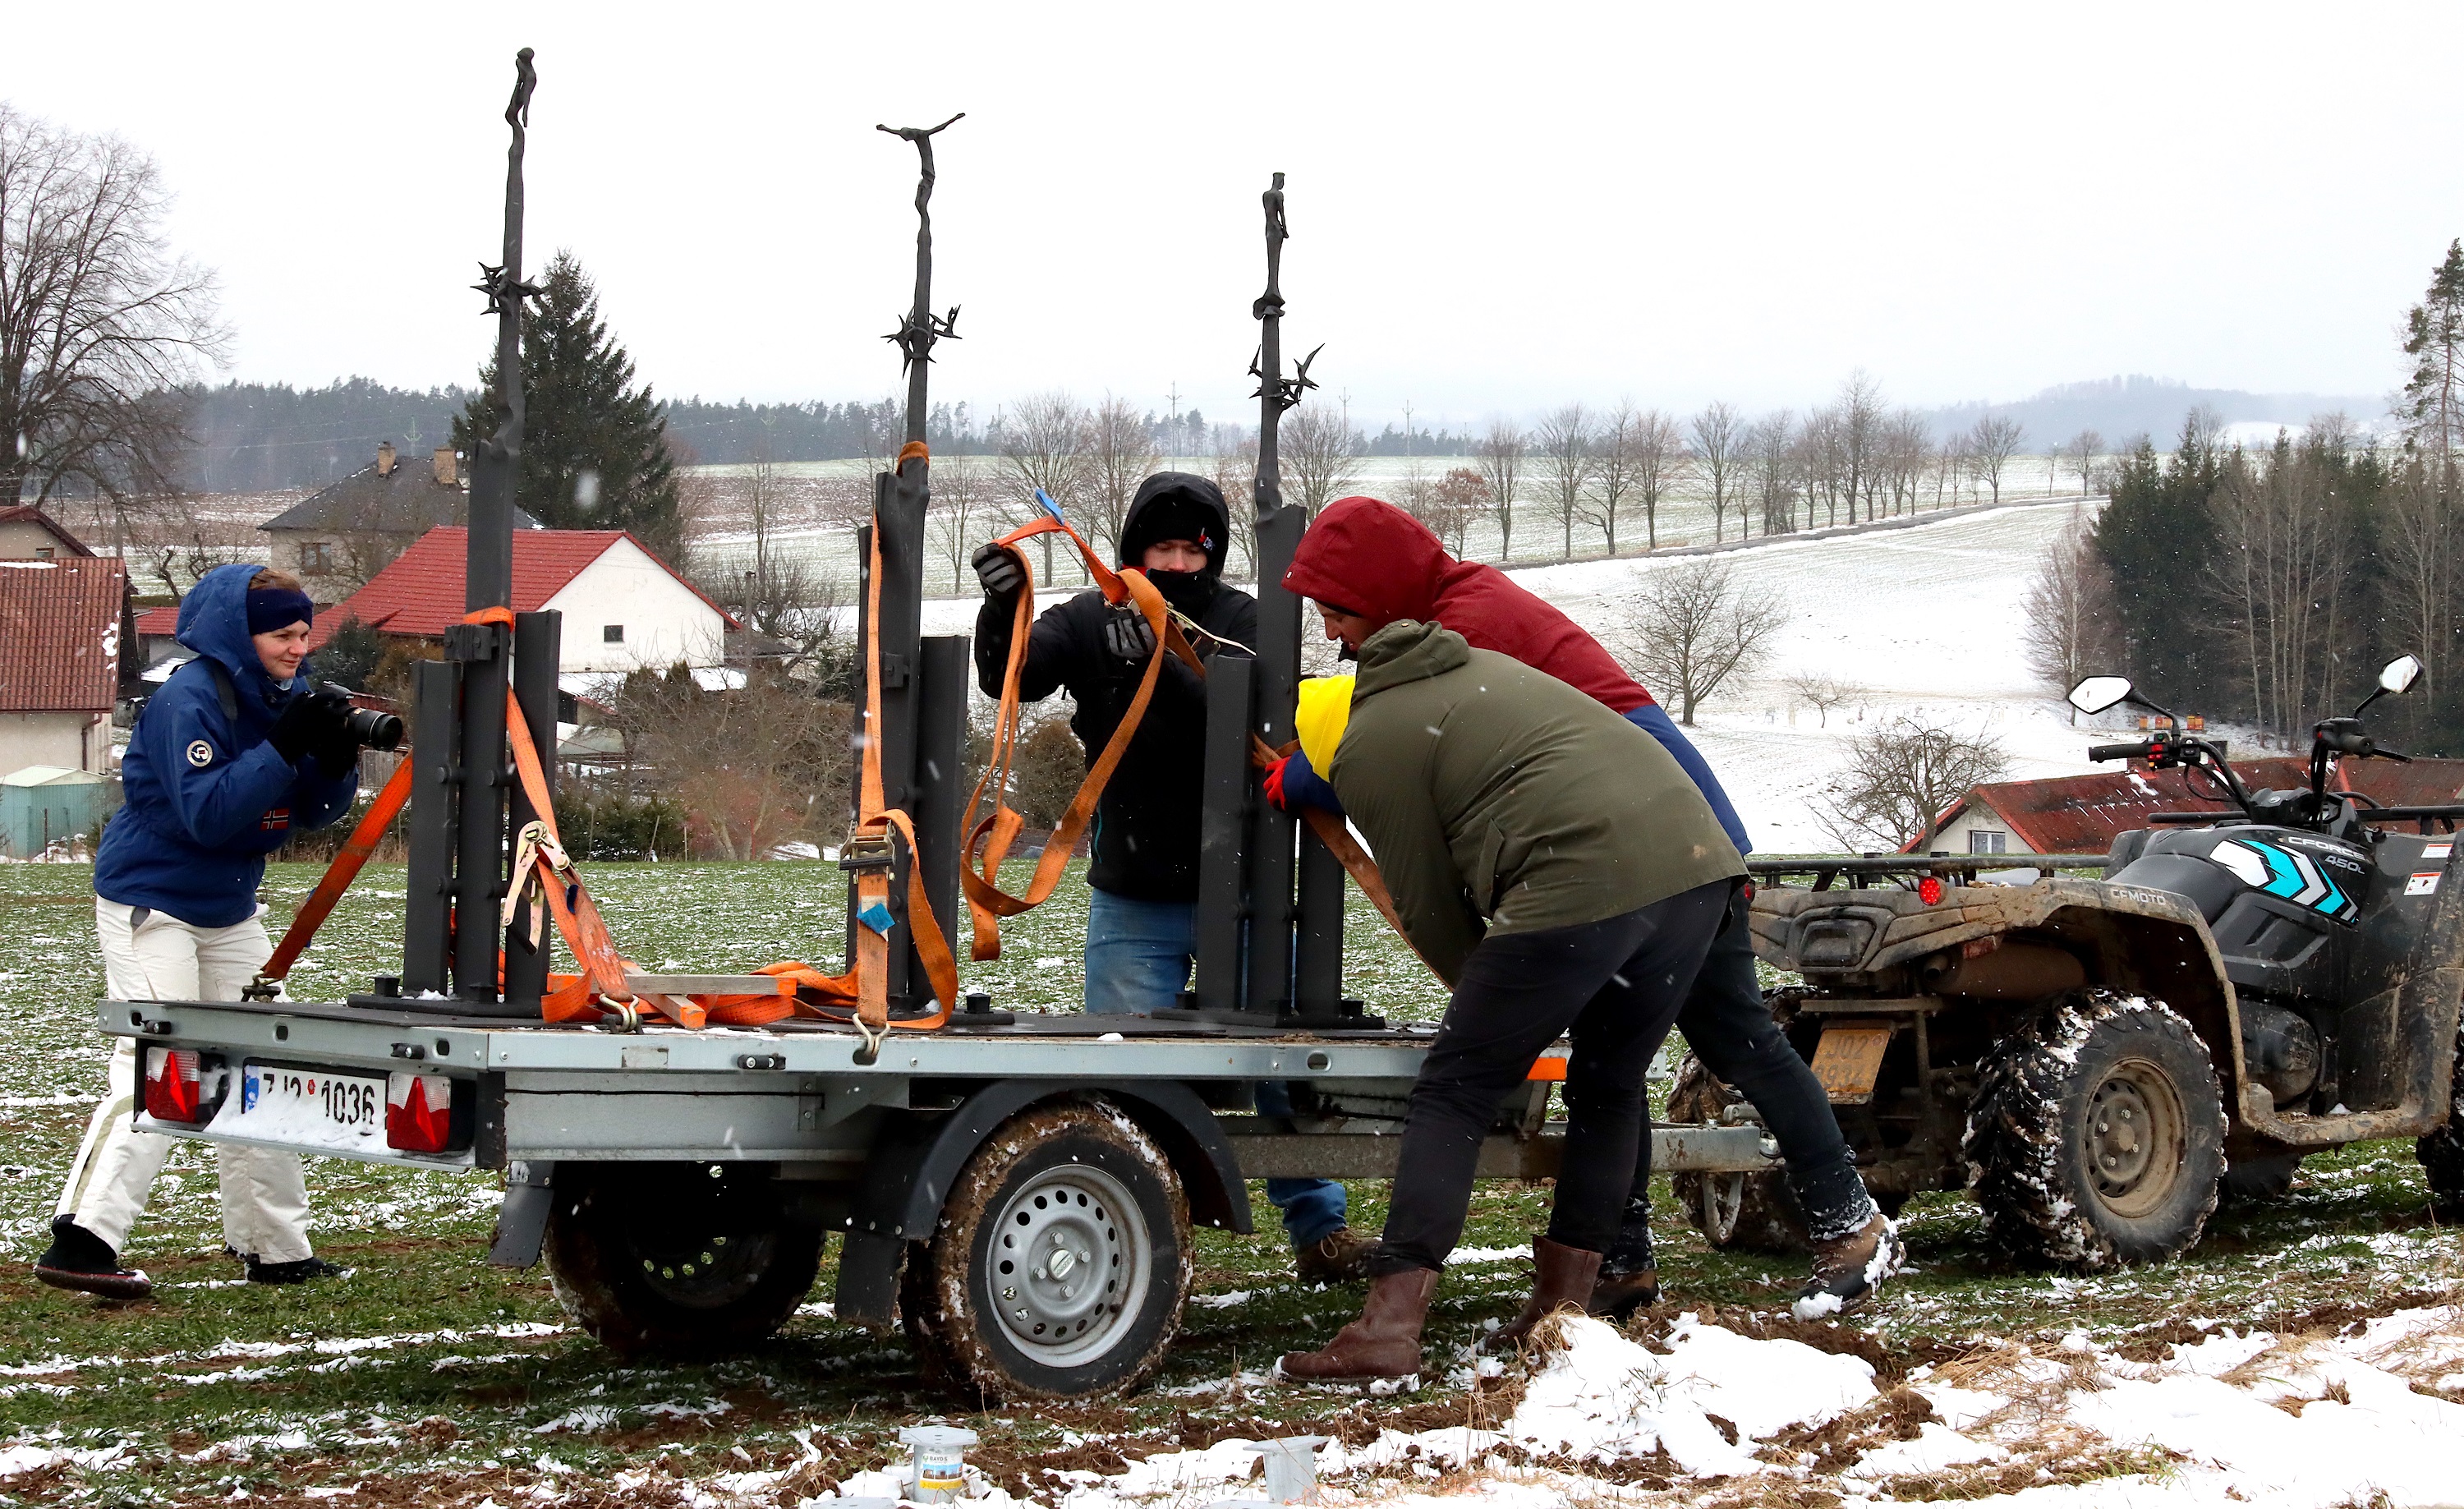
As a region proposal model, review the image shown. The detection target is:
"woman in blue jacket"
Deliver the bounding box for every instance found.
[35,566,360,1300]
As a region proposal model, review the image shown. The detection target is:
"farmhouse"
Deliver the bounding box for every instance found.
[304,527,737,673]
[0,505,94,561]
[1924,758,2464,857]
[259,442,542,590]
[0,557,126,779]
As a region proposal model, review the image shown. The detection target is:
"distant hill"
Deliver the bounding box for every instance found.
[179,379,477,492]
[1924,375,2384,450]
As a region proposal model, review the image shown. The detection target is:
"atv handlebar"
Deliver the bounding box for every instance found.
[2089,741,2153,763]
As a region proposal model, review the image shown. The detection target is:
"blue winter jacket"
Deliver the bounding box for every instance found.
[94,564,360,928]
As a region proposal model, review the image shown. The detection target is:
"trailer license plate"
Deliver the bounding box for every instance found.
[236,1065,384,1150]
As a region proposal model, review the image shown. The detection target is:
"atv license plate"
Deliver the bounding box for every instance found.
[232,1065,385,1150]
[1811,1021,1896,1105]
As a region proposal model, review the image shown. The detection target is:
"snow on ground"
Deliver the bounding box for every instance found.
[925,495,2111,854]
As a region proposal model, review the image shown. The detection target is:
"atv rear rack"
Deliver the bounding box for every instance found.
[2149,805,2464,831]
[1747,853,2110,890]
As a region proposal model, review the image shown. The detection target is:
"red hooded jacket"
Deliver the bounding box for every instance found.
[1281,495,1657,714]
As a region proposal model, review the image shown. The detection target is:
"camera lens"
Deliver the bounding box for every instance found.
[344,706,406,752]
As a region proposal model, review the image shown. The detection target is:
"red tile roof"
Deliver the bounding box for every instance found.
[1923,758,2464,853]
[0,559,126,714]
[135,605,180,636]
[305,527,732,650]
[0,506,96,558]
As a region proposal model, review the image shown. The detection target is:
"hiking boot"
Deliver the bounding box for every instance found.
[1588,1265,1662,1320]
[1277,1267,1437,1382]
[246,1255,344,1286]
[1793,1211,1900,1320]
[1294,1226,1377,1286]
[32,1218,152,1301]
[1483,1235,1602,1352]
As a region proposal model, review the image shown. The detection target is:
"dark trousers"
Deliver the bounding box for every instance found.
[1607,886,1873,1267]
[1375,881,1731,1274]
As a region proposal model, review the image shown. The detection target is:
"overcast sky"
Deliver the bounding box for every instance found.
[11,2,2461,433]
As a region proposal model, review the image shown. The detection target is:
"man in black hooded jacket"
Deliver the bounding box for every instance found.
[972,472,1373,1283]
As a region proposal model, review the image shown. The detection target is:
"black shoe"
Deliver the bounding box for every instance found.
[245,1255,344,1285]
[33,1218,153,1300]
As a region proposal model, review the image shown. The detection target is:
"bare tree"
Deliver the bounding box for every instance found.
[2060,429,2105,497]
[1966,414,2027,504]
[997,390,1091,587]
[1798,406,1844,526]
[1690,401,1745,541]
[1282,403,1363,522]
[2381,455,2457,716]
[0,104,228,535]
[2203,439,2351,734]
[2022,510,2117,713]
[1617,559,1789,725]
[1878,412,1932,517]
[1208,424,1257,578]
[1576,402,1641,554]
[928,457,997,591]
[1837,372,1887,523]
[1411,466,1486,557]
[1531,403,1595,560]
[1477,420,1525,560]
[1747,411,1799,535]
[123,498,255,600]
[1783,670,1865,728]
[1084,393,1161,562]
[1630,408,1689,550]
[614,667,852,860]
[1818,715,2011,852]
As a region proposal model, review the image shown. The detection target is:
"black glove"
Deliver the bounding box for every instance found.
[266,690,342,766]
[309,688,361,779]
[1102,605,1157,662]
[972,543,1025,600]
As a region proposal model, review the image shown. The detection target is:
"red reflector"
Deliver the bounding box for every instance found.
[144,1047,206,1123]
[1917,875,1947,905]
[386,1072,456,1153]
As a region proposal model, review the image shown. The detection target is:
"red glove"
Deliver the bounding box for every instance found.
[1262,756,1292,812]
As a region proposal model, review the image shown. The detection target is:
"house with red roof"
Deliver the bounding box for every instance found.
[305,527,738,673]
[1922,757,2464,858]
[0,557,126,776]
[0,505,96,561]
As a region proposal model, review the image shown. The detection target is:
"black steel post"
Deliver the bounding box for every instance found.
[449,48,542,1005]
[402,659,460,995]
[1188,657,1254,1013]
[502,610,561,1010]
[913,634,968,1008]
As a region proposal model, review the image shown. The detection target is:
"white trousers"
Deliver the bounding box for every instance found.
[54,899,315,1265]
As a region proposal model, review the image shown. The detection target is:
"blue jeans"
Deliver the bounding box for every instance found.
[1083,886,1349,1248]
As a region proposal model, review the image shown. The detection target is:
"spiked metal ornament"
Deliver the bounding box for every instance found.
[472,262,543,316]
[1249,341,1322,412]
[885,305,961,373]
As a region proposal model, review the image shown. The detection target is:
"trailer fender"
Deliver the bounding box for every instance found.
[831,1080,1253,1327]
[486,1159,557,1268]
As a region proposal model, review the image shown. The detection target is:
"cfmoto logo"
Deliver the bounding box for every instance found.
[2208,838,2357,922]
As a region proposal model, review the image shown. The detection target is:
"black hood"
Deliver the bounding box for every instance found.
[1117,472,1230,577]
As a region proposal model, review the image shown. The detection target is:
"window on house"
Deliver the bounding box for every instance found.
[603,624,625,643]
[1969,829,2007,854]
[34,546,54,559]
[301,541,334,573]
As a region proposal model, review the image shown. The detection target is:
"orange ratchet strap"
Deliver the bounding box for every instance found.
[245,756,416,999]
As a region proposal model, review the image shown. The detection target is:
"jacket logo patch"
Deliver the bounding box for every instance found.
[261,808,291,832]
[186,740,214,767]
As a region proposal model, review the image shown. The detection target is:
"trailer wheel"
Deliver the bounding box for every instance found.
[2416,1016,2464,1221]
[1666,1052,1811,1253]
[1964,990,2225,1270]
[544,1162,820,1356]
[902,1097,1189,1403]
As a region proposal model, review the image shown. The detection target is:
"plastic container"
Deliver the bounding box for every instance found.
[899,1425,979,1503]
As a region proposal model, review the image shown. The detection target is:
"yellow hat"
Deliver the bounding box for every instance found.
[1294,675,1355,772]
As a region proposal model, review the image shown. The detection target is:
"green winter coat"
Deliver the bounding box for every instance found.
[1325,619,1745,983]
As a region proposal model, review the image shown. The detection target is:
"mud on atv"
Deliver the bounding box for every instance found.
[1679,656,2464,1270]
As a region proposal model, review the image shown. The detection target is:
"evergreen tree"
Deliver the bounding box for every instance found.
[453,252,683,560]
[2401,240,2464,467]
[2093,418,2223,711]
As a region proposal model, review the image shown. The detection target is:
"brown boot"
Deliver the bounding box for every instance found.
[1483,1236,1603,1352]
[1588,1266,1661,1321]
[1294,1226,1377,1286]
[1793,1210,1900,1320]
[1277,1267,1437,1382]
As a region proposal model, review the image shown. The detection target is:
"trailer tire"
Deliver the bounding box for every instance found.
[1666,1052,1811,1254]
[902,1097,1190,1403]
[544,1162,821,1357]
[1964,990,2225,1270]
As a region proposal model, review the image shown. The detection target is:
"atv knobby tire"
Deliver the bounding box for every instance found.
[1667,1052,1812,1254]
[901,1097,1189,1403]
[1963,989,2226,1270]
[544,1162,821,1356]
[2415,1014,2464,1222]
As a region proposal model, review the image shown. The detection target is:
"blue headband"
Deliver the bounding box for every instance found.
[246,587,315,637]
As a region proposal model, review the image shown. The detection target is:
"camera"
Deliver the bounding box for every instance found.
[316,684,405,752]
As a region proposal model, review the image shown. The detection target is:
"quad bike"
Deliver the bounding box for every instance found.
[1676,655,2464,1269]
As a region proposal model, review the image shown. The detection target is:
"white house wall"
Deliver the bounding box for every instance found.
[540,539,731,673]
[0,713,105,777]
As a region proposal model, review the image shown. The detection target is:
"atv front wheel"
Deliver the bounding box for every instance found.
[1964,989,2226,1270]
[544,1162,821,1355]
[1667,1052,1810,1254]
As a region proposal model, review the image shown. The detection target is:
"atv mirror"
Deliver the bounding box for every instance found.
[2379,655,2422,695]
[2067,675,2135,715]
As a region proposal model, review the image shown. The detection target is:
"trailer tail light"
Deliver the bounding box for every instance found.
[144,1047,209,1123]
[1917,876,1946,905]
[386,1072,460,1154]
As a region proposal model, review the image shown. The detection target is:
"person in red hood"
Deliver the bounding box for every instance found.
[1276,495,1893,1319]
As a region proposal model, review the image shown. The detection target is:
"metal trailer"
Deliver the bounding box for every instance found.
[86,67,1775,1402]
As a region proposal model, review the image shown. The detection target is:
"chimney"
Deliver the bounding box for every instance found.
[433,447,457,486]
[376,441,397,476]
